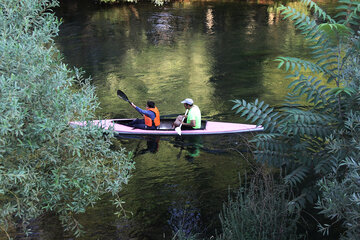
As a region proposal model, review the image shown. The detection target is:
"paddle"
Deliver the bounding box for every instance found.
[117,89,143,116]
[175,109,189,136]
[117,89,131,104]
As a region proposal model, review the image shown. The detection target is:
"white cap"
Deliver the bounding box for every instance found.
[181,98,194,105]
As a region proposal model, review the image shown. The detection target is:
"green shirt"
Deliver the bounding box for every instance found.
[187,105,201,129]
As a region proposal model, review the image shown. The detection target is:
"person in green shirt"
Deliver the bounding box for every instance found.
[180,98,202,129]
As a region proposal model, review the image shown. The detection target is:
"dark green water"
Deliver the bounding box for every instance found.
[44,0,339,239]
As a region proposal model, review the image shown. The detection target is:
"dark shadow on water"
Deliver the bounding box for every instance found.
[134,136,160,156]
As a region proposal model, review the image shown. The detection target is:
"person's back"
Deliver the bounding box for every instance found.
[187,104,201,129]
[129,101,160,129]
[144,104,160,128]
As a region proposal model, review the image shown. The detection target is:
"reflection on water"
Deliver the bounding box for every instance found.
[148,12,175,45]
[56,0,312,121]
[107,134,250,239]
[168,190,202,237]
[171,136,203,162]
[49,0,340,239]
[134,136,160,155]
[206,8,214,34]
[27,134,249,240]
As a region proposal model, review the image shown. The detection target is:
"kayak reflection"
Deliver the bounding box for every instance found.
[116,133,232,162]
[134,136,160,156]
[129,134,204,162]
[172,136,203,163]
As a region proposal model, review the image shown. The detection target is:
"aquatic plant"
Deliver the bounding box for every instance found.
[217,170,300,240]
[232,0,360,238]
[0,0,134,238]
[168,201,201,238]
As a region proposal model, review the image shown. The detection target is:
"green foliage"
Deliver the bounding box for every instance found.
[0,0,134,238]
[172,231,200,240]
[316,47,360,239]
[217,170,301,240]
[335,0,360,26]
[232,0,360,237]
[98,0,169,6]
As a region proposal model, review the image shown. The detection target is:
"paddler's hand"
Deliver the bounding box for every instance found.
[130,102,136,108]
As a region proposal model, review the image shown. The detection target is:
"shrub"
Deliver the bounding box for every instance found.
[217,169,300,240]
[0,0,134,238]
[232,0,360,237]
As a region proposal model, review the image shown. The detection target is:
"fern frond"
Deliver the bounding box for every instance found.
[283,7,321,41]
[301,0,336,23]
[315,157,336,174]
[329,87,356,97]
[254,150,292,167]
[231,99,281,131]
[283,93,302,107]
[279,3,344,60]
[253,133,290,152]
[282,108,336,123]
[284,166,309,187]
[249,133,293,166]
[336,0,360,26]
[288,193,307,212]
[318,23,353,44]
[275,57,324,74]
[287,74,331,106]
[279,122,333,138]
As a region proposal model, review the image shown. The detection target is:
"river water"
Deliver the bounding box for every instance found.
[49,0,338,239]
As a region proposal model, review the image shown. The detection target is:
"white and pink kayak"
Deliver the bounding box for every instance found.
[70,119,263,136]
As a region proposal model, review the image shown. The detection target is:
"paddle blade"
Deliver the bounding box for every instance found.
[117,90,130,102]
[175,126,182,136]
[175,109,188,135]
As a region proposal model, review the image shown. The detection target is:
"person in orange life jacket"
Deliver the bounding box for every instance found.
[128,101,160,130]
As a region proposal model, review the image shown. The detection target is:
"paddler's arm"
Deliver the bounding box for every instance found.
[182,120,196,128]
[130,103,155,119]
[130,102,143,116]
[130,102,140,113]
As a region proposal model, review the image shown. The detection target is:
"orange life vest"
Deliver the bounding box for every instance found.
[144,107,160,127]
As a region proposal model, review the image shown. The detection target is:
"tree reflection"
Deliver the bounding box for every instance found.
[147,12,175,45]
[206,8,214,34]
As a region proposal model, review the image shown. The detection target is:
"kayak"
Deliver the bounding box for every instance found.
[70,118,263,136]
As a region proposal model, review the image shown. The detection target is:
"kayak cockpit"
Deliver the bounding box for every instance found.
[112,119,207,130]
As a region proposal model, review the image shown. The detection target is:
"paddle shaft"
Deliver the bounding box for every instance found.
[117,89,143,116]
[175,109,189,135]
[179,109,189,127]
